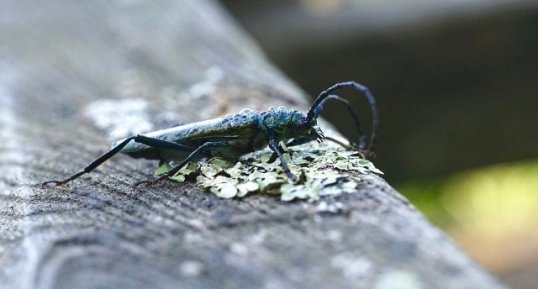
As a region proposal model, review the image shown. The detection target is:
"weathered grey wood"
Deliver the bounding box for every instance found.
[0,1,506,289]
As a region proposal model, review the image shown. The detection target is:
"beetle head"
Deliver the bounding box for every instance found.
[290,110,325,143]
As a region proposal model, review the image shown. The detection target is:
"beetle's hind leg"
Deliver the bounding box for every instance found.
[41,135,195,186]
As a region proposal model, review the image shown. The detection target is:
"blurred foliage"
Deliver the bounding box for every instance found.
[399,159,538,271]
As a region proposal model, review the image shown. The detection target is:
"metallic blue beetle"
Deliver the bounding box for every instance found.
[43,81,378,186]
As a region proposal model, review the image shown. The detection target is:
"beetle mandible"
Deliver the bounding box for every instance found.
[42,81,378,186]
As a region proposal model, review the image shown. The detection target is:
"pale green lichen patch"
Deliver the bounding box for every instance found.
[156,142,383,201]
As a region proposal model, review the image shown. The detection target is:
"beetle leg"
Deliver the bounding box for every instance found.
[257,117,299,182]
[267,138,298,183]
[132,134,195,152]
[165,141,231,176]
[41,135,195,186]
[135,141,228,187]
[267,138,309,163]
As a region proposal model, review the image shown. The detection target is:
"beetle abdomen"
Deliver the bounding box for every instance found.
[117,109,259,158]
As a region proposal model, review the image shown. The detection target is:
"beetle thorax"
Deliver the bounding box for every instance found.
[259,107,315,141]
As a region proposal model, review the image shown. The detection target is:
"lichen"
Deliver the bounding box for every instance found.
[156,141,383,201]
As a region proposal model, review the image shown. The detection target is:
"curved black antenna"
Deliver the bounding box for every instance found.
[307,81,379,151]
[312,94,368,150]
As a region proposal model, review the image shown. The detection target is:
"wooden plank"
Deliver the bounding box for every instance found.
[0,1,506,288]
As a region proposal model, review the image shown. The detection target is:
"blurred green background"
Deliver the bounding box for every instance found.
[221,1,538,288]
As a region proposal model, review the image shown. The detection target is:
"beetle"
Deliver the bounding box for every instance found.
[42,81,378,186]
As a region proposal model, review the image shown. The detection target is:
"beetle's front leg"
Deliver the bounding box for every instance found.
[267,138,299,183]
[267,138,310,163]
[257,117,299,182]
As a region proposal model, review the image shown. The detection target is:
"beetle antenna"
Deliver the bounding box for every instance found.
[311,94,367,149]
[306,81,379,151]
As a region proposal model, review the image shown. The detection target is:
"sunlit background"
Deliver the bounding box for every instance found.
[222,1,538,288]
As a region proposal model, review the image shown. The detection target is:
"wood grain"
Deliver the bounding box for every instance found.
[0,1,506,288]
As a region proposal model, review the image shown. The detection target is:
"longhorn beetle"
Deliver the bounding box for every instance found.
[42,81,378,186]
